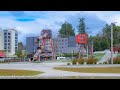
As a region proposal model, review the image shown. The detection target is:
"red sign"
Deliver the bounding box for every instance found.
[76,34,88,44]
[0,51,6,57]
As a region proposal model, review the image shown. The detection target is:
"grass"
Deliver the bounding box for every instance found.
[54,67,120,73]
[93,53,105,60]
[0,69,43,76]
[117,53,120,57]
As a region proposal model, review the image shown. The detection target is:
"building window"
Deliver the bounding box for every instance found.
[15,47,17,49]
[15,44,17,46]
[15,37,18,39]
[8,36,11,39]
[4,36,7,38]
[62,40,63,42]
[8,40,10,42]
[4,33,7,35]
[4,43,7,45]
[8,43,10,45]
[4,40,7,42]
[8,33,11,35]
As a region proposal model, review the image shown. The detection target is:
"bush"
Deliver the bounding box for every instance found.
[86,57,97,64]
[113,57,120,64]
[67,63,71,65]
[77,58,84,64]
[72,59,77,65]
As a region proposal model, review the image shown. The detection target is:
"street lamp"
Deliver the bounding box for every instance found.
[111,22,117,64]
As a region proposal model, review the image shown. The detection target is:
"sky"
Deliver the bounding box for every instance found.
[0,11,120,45]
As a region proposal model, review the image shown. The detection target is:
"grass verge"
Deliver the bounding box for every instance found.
[54,67,120,73]
[0,69,43,76]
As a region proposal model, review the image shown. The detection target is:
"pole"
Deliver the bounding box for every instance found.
[72,50,73,60]
[79,44,81,58]
[38,37,40,62]
[87,45,88,59]
[111,23,113,64]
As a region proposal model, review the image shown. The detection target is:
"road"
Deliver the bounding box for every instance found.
[0,62,120,78]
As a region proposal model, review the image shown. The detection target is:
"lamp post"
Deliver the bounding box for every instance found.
[111,22,117,64]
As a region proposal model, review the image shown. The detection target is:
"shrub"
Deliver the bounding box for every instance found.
[77,58,84,64]
[72,59,77,65]
[86,57,97,64]
[67,63,71,65]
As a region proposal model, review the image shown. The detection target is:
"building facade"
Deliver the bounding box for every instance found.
[0,31,4,50]
[56,36,80,54]
[3,29,18,55]
[26,37,37,54]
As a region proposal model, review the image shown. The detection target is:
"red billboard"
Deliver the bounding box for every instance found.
[76,34,88,44]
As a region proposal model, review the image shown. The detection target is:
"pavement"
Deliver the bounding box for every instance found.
[1,62,120,78]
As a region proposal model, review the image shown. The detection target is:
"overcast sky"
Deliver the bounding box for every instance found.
[0,11,119,45]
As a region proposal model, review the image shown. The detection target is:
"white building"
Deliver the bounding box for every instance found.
[0,31,4,50]
[1,29,18,56]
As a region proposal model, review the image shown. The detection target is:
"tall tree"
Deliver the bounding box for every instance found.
[78,17,87,34]
[58,21,75,38]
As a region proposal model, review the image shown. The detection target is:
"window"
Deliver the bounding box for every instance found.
[4,40,7,42]
[62,40,63,42]
[15,47,17,49]
[4,33,7,35]
[8,40,10,42]
[8,36,11,39]
[8,43,10,45]
[4,43,7,45]
[8,33,10,35]
[4,36,7,38]
[4,47,7,49]
[15,37,18,39]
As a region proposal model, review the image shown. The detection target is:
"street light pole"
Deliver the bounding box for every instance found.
[111,23,113,64]
[111,22,117,64]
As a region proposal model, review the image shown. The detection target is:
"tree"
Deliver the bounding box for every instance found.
[78,17,87,34]
[18,42,24,51]
[58,21,75,38]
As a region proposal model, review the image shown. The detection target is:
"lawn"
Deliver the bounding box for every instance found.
[93,53,105,60]
[117,53,120,57]
[54,67,120,73]
[0,69,43,76]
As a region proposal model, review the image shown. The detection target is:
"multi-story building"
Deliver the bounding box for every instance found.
[56,36,81,54]
[3,29,18,55]
[26,37,37,54]
[0,30,4,50]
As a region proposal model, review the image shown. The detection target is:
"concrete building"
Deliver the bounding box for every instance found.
[68,36,76,47]
[3,29,18,55]
[26,37,37,54]
[56,36,80,54]
[0,31,4,50]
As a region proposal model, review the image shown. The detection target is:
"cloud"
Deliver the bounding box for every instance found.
[0,11,120,45]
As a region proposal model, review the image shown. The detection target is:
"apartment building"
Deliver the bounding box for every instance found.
[3,29,18,55]
[26,37,37,54]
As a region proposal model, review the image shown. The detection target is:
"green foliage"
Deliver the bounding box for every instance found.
[77,58,84,64]
[93,23,120,51]
[58,21,75,38]
[86,57,97,64]
[78,17,87,34]
[72,59,77,65]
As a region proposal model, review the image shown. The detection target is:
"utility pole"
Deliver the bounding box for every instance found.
[87,45,88,59]
[111,23,113,64]
[111,22,117,64]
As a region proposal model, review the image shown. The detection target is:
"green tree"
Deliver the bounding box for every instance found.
[59,21,75,37]
[78,17,87,34]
